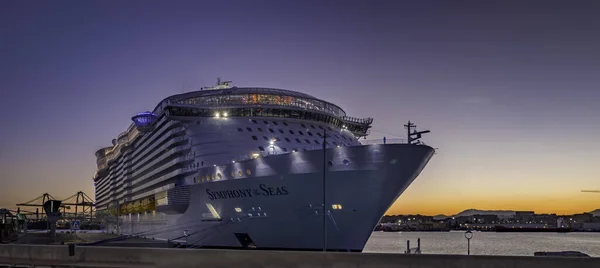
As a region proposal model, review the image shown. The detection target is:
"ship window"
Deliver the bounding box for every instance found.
[307,131,313,136]
[305,139,311,144]
[276,137,281,141]
[246,169,252,175]
[237,128,243,132]
[258,146,265,151]
[252,136,258,140]
[314,140,320,144]
[252,120,258,124]
[317,133,322,137]
[324,141,329,145]
[289,130,294,134]
[201,161,204,166]
[263,136,268,140]
[328,127,333,131]
[282,148,288,152]
[295,138,301,143]
[293,148,298,152]
[257,128,263,132]
[285,138,291,142]
[231,171,235,177]
[246,127,253,132]
[301,124,306,128]
[238,170,243,177]
[263,120,269,124]
[212,174,215,181]
[333,142,338,146]
[283,122,288,126]
[273,121,278,125]
[278,129,284,133]
[217,173,222,179]
[310,125,315,129]
[269,128,274,133]
[319,126,324,129]
[298,131,304,135]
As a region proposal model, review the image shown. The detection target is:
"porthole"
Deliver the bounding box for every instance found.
[327,161,333,167]
[238,170,243,177]
[343,159,350,166]
[217,173,222,179]
[246,169,252,175]
[231,171,235,177]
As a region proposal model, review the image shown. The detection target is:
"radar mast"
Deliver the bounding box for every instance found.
[201,78,233,90]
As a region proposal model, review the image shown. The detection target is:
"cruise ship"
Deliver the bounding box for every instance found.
[93,79,435,252]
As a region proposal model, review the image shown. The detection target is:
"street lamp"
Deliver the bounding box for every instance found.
[464,230,473,255]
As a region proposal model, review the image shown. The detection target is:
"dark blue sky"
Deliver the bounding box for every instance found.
[1,0,599,214]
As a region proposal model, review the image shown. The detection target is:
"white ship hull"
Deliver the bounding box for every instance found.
[114,143,434,251]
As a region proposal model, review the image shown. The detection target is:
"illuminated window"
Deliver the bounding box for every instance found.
[246,169,251,175]
[332,204,342,210]
[231,171,235,177]
[217,173,222,179]
[238,170,243,177]
[235,207,242,212]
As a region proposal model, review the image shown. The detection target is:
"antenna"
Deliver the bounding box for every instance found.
[404,121,431,145]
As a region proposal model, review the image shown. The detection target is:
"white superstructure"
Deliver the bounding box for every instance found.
[93,80,434,251]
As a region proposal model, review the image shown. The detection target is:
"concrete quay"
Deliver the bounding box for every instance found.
[1,244,599,268]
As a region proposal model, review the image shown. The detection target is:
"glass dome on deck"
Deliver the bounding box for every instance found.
[132,111,158,133]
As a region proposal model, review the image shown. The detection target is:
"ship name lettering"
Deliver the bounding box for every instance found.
[206,184,288,200]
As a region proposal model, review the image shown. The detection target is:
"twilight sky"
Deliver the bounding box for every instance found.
[1,0,599,215]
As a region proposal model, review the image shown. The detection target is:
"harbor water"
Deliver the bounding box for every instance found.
[364,231,600,256]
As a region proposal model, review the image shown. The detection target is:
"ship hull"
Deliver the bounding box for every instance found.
[116,144,434,251]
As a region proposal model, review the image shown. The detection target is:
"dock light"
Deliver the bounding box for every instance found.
[215,112,220,118]
[464,230,473,255]
[223,112,228,117]
[232,160,235,163]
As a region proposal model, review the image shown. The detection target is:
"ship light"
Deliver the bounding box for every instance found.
[332,204,342,210]
[269,140,274,145]
[223,112,228,117]
[235,207,242,212]
[251,153,260,158]
[215,112,220,118]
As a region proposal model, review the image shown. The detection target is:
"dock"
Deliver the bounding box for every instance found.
[1,244,599,268]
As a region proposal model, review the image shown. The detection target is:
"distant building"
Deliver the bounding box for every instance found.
[515,211,535,223]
